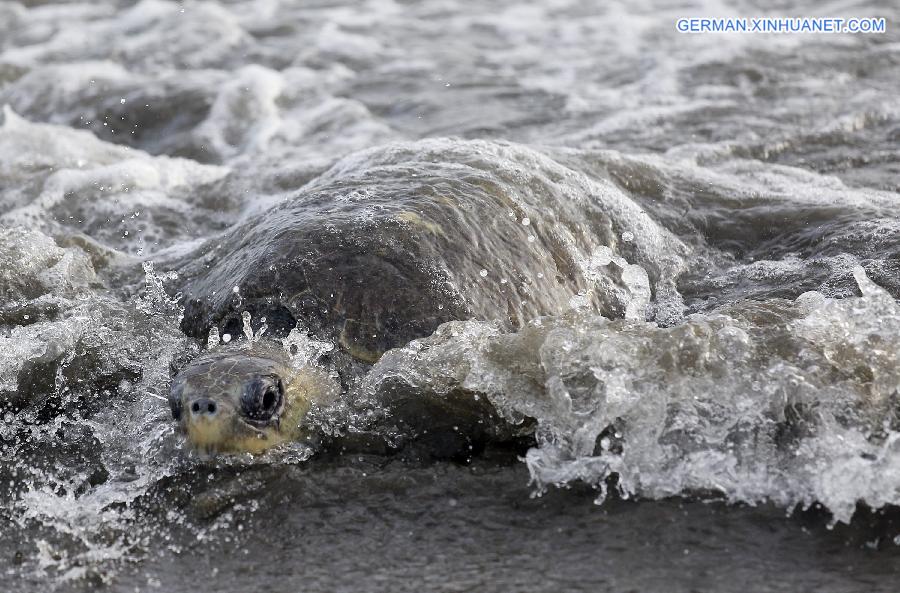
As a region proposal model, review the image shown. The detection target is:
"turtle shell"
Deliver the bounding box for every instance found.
[175,139,682,362]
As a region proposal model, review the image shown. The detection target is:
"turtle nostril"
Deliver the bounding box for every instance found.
[190,398,218,416]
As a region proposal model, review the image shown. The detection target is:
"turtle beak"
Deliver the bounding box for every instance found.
[184,406,239,452]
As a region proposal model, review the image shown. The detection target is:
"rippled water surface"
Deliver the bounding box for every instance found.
[1,0,899,591]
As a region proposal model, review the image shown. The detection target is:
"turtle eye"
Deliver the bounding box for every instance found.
[240,377,284,424]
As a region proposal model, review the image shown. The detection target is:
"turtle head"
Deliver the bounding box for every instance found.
[168,345,335,454]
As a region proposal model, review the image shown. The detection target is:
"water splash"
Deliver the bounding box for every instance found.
[281,326,335,367]
[206,325,221,349]
[363,269,900,525]
[135,261,182,322]
[578,246,651,321]
[240,310,267,345]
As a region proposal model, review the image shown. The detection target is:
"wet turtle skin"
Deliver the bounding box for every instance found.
[175,139,670,364]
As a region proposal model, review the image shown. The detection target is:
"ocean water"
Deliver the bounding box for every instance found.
[1,0,899,591]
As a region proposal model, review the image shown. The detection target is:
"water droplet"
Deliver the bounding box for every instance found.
[222,333,232,343]
[621,231,634,242]
[521,217,530,226]
[479,269,488,277]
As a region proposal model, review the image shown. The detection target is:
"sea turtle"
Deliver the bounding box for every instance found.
[167,139,679,455]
